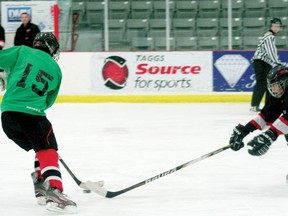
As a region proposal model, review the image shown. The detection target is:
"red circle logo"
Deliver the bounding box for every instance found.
[102,56,128,90]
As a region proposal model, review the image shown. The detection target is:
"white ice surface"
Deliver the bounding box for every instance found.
[0,103,287,216]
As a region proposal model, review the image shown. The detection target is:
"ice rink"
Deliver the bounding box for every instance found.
[0,102,288,216]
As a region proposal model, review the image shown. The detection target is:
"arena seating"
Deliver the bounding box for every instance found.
[70,0,288,51]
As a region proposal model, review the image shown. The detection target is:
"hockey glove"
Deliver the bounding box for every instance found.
[247,129,278,156]
[270,62,288,68]
[229,124,249,151]
[0,70,8,91]
[281,62,288,68]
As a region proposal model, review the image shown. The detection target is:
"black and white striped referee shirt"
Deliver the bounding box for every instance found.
[252,30,281,65]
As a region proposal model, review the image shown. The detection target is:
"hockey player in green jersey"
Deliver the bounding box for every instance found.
[0,32,77,214]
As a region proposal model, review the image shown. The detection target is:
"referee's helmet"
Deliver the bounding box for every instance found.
[270,17,282,26]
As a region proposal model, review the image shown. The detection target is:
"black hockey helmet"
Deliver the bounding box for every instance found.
[270,17,282,26]
[33,32,60,61]
[267,65,288,98]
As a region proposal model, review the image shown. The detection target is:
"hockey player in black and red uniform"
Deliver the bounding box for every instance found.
[230,65,288,155]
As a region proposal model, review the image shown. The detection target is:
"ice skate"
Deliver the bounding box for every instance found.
[46,187,77,214]
[31,172,46,205]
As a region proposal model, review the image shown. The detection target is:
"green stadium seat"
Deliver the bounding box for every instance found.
[131,37,154,50]
[175,37,198,50]
[154,37,176,50]
[198,37,219,50]
[219,17,242,37]
[242,17,266,36]
[196,18,219,37]
[268,0,288,17]
[109,1,130,20]
[131,1,153,19]
[244,0,267,17]
[175,1,198,18]
[198,0,221,18]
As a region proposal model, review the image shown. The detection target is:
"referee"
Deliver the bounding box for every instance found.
[250,18,282,112]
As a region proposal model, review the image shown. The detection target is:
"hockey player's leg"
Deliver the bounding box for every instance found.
[31,156,47,205]
[36,149,77,214]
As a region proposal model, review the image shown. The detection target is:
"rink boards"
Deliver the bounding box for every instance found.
[2,50,288,102]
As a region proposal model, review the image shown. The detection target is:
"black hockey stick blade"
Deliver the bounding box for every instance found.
[86,144,232,198]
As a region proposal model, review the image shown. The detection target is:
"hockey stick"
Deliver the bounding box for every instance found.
[86,144,232,198]
[59,156,104,190]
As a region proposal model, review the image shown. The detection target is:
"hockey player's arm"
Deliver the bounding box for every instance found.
[263,36,281,65]
[247,113,288,156]
[45,71,62,109]
[249,97,282,130]
[264,36,288,67]
[269,114,288,135]
[244,97,285,156]
[0,46,20,71]
[229,108,279,152]
[0,47,21,91]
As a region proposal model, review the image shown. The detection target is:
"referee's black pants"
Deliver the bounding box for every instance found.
[251,60,272,107]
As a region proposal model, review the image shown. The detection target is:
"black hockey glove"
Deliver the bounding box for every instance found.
[285,134,288,145]
[247,129,278,156]
[229,124,249,151]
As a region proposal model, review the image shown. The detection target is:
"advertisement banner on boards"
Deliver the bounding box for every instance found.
[90,52,213,95]
[1,1,56,32]
[213,50,288,92]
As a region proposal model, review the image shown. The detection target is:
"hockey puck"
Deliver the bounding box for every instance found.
[83,189,91,193]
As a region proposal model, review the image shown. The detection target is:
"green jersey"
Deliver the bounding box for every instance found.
[0,46,62,116]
